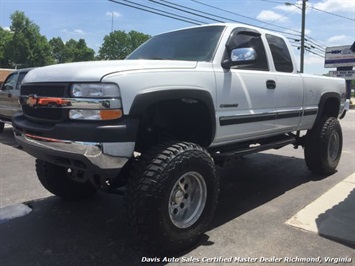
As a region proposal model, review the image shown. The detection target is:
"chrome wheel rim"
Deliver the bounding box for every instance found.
[168,171,207,229]
[328,131,340,162]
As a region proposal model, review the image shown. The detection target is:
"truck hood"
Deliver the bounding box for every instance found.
[23,60,198,83]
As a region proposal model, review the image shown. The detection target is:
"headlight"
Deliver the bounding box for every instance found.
[70,83,120,98]
[69,83,122,120]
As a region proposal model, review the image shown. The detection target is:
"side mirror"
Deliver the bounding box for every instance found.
[222,47,257,69]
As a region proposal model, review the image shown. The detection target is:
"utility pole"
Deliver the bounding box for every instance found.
[300,0,307,73]
[111,12,114,33]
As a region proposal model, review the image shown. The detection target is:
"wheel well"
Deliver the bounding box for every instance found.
[319,96,340,119]
[134,99,213,150]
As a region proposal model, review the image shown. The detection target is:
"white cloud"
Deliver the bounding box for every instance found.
[106,11,121,18]
[326,34,353,46]
[61,29,85,35]
[1,26,11,31]
[304,53,324,65]
[256,10,289,22]
[74,29,84,35]
[314,0,355,12]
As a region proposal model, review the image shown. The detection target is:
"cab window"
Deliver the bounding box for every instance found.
[266,34,294,72]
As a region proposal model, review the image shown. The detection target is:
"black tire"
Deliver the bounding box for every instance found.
[125,142,219,253]
[0,122,4,133]
[304,117,343,175]
[36,159,97,200]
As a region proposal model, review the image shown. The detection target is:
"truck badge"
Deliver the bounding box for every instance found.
[26,95,37,107]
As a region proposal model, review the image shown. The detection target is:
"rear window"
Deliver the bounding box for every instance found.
[266,34,293,73]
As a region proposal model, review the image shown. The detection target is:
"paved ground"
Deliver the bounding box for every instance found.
[0,111,354,266]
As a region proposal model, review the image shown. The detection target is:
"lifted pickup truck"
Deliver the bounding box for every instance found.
[0,68,33,132]
[13,24,347,253]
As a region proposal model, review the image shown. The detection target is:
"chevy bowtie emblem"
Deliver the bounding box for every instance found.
[26,95,38,107]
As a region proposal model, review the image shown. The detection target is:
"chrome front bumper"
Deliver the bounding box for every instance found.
[14,130,134,171]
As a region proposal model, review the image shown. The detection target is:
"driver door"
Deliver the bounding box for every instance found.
[0,72,18,117]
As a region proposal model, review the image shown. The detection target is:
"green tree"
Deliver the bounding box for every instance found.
[5,11,54,67]
[49,37,67,63]
[72,39,95,62]
[0,27,13,67]
[49,37,94,63]
[98,30,150,60]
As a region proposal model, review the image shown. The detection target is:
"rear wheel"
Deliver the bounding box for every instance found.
[125,142,219,253]
[304,117,343,175]
[36,159,97,200]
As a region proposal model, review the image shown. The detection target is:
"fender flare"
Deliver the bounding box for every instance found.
[129,89,216,145]
[316,92,340,121]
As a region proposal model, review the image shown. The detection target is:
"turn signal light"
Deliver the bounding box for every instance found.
[100,110,122,120]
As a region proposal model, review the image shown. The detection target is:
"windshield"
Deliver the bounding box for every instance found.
[126,26,225,62]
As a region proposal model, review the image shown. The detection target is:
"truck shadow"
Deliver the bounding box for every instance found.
[0,153,312,266]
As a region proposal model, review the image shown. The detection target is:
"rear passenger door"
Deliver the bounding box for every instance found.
[265,34,303,132]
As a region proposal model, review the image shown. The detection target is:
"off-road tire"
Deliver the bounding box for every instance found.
[36,159,97,200]
[304,117,342,175]
[125,142,219,253]
[0,122,4,133]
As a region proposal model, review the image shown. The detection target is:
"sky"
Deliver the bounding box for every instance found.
[0,0,354,75]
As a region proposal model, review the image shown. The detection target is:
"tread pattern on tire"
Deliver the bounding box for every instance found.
[125,141,219,253]
[305,117,342,175]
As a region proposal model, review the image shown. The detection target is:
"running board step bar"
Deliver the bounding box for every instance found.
[211,135,296,160]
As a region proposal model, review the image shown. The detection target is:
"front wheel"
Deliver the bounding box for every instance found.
[125,142,219,253]
[304,117,343,175]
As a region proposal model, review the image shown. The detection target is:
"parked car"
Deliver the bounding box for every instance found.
[0,68,34,132]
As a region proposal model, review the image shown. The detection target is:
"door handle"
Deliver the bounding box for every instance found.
[266,80,276,89]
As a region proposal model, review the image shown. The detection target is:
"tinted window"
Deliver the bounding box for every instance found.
[266,34,293,72]
[127,26,225,62]
[16,72,28,90]
[228,30,269,71]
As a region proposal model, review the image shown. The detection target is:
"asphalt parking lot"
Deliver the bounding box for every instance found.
[0,111,354,266]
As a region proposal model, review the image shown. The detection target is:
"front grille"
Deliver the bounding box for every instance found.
[21,83,67,97]
[21,83,69,122]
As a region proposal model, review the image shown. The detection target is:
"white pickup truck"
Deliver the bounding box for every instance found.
[13,23,347,253]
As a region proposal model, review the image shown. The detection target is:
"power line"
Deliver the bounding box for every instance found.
[309,6,355,22]
[108,0,205,25]
[261,6,299,27]
[190,0,301,35]
[189,0,325,46]
[149,0,224,23]
[110,0,327,55]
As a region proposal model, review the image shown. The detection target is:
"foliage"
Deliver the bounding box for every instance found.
[4,11,54,68]
[98,30,150,60]
[0,11,150,68]
[49,37,95,63]
[0,27,13,66]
